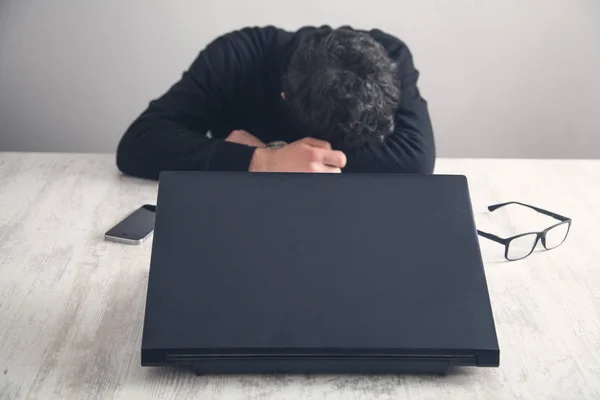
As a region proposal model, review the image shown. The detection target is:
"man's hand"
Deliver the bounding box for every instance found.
[249,137,347,173]
[225,130,266,148]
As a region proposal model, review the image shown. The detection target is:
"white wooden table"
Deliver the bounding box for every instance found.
[1,152,599,399]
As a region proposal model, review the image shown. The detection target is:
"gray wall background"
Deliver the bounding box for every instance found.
[1,0,599,158]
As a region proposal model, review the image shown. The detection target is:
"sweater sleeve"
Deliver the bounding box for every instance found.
[116,31,259,180]
[342,40,436,174]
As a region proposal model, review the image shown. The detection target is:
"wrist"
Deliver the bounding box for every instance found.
[249,148,271,172]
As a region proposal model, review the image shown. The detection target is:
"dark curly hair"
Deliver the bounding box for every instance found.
[283,26,400,148]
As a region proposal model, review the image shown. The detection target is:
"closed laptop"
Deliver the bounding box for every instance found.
[142,172,500,374]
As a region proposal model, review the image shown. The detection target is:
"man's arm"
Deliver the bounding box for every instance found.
[342,40,436,174]
[116,30,267,180]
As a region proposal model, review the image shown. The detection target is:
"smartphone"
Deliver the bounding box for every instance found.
[104,204,156,245]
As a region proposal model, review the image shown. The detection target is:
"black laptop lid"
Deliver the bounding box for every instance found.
[143,173,498,362]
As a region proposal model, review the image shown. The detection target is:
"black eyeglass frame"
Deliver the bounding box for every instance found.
[477,201,572,261]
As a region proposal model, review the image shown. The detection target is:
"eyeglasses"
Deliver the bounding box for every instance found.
[477,201,572,261]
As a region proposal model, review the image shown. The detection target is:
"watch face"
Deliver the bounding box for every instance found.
[267,141,287,149]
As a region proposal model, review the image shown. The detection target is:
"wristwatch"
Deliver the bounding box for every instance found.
[266,141,287,150]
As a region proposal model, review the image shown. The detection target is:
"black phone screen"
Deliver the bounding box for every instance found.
[105,205,156,241]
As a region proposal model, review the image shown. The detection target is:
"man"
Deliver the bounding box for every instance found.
[116,26,435,179]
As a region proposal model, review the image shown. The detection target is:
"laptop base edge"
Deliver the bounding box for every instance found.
[190,358,454,375]
[153,356,481,376]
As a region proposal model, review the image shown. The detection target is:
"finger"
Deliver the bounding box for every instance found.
[321,166,342,173]
[322,150,347,168]
[309,162,342,173]
[300,137,332,150]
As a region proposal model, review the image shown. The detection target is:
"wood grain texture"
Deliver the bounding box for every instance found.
[0,152,599,399]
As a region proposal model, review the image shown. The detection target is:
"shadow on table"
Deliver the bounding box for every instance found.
[483,257,509,265]
[143,365,196,379]
[480,241,549,265]
[140,364,477,380]
[135,367,478,400]
[479,247,509,265]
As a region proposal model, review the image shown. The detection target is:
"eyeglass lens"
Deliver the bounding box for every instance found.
[507,233,537,260]
[544,222,570,249]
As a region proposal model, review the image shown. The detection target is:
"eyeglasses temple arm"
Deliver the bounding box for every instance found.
[477,230,507,245]
[488,201,569,221]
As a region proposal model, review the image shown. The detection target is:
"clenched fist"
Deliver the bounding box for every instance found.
[249,137,347,173]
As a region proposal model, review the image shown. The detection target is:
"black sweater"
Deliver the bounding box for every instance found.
[116,26,436,179]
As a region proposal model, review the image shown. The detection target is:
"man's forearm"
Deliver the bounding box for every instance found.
[116,113,255,179]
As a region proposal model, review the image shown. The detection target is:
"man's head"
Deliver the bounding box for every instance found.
[283,26,400,148]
